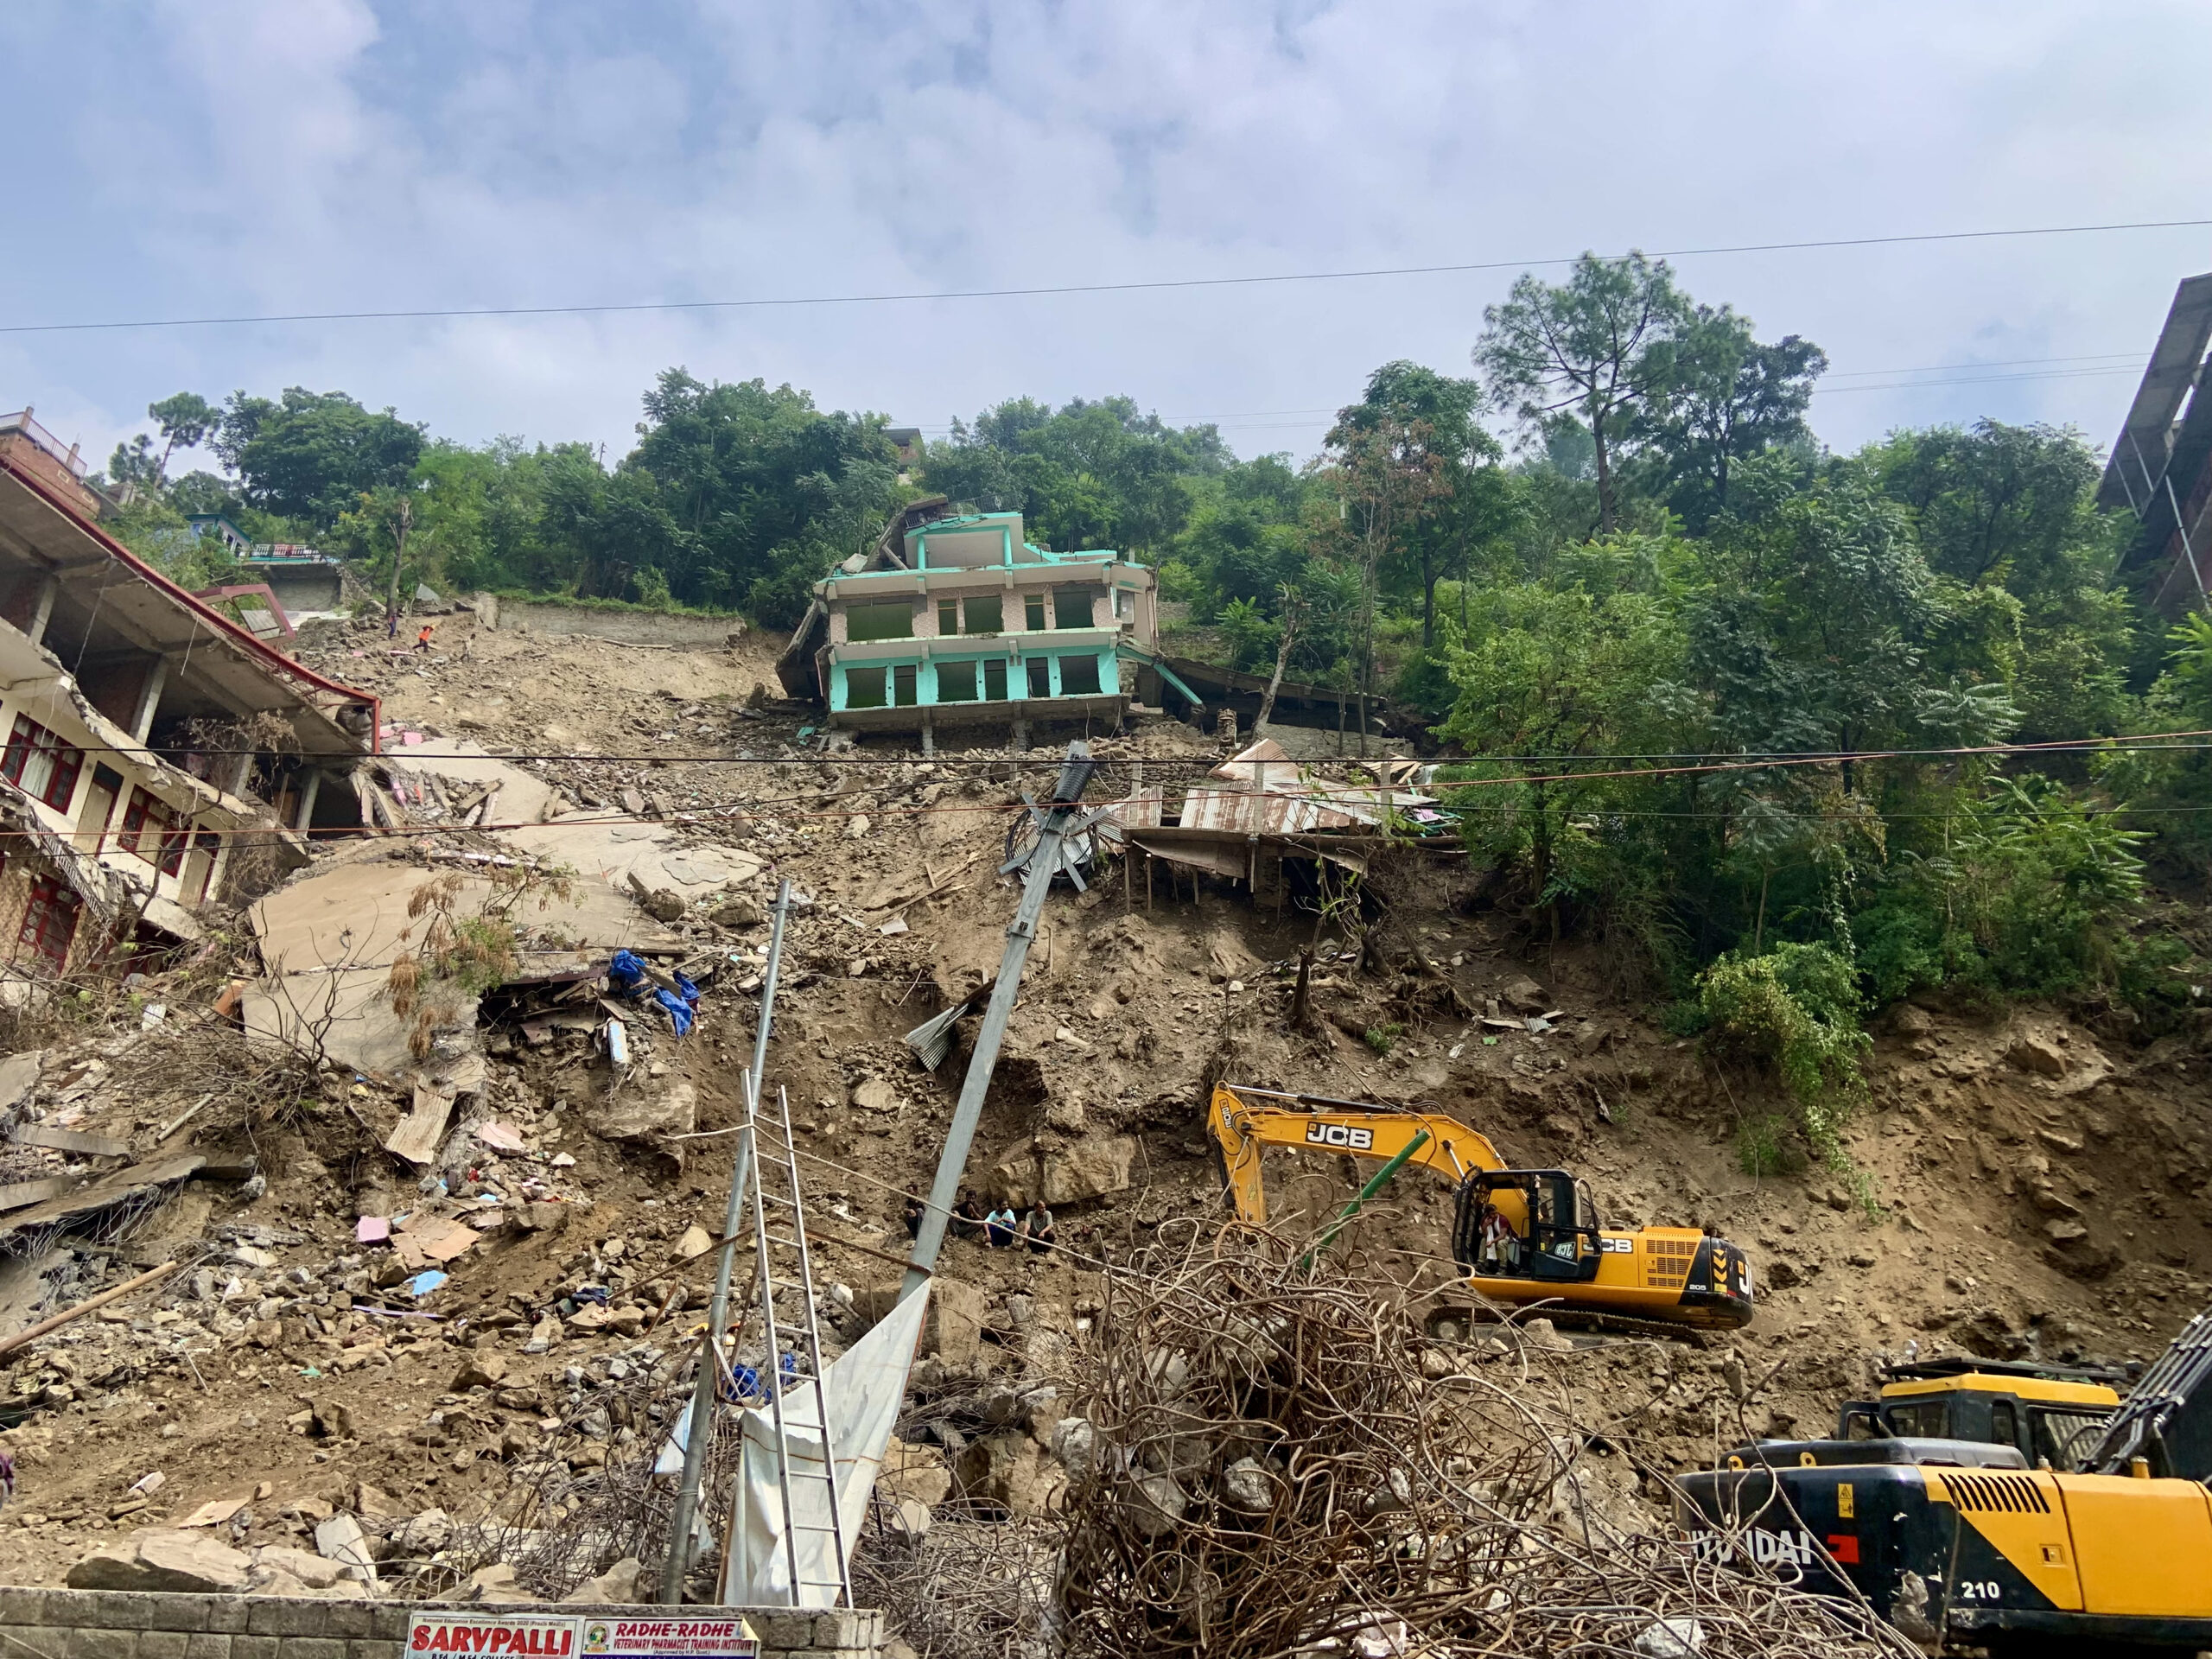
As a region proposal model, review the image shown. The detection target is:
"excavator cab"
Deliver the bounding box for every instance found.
[1451,1169,1602,1284]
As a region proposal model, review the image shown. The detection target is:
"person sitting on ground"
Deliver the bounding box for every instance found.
[984,1200,1019,1249]
[414,624,435,652]
[900,1185,926,1240]
[1022,1198,1057,1256]
[951,1190,985,1241]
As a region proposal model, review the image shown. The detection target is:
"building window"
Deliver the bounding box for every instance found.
[1026,658,1052,699]
[845,601,915,643]
[964,594,1002,635]
[1116,588,1135,620]
[982,659,1009,701]
[1024,594,1048,631]
[1059,654,1103,695]
[181,826,220,905]
[119,785,189,871]
[937,662,978,702]
[2,715,84,811]
[17,874,79,971]
[893,664,918,708]
[846,667,889,709]
[1053,588,1096,629]
[937,599,960,636]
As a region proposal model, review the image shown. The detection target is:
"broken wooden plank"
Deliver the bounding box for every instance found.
[382,1082,455,1166]
[10,1124,129,1158]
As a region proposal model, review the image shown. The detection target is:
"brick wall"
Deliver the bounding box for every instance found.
[0,1589,885,1659]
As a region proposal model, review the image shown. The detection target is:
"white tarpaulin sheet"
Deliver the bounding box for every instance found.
[707,1286,931,1606]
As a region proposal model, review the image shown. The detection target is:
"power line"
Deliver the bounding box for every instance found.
[7,217,2209,337]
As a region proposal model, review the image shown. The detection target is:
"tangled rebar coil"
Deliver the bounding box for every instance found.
[1048,1223,1916,1659]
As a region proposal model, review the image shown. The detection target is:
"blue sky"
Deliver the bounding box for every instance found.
[3,1,2209,478]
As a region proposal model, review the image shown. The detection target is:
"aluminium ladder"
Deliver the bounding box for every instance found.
[737,1081,853,1607]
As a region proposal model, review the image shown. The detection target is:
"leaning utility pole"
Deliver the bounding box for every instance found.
[900,743,1097,1298]
[659,879,795,1605]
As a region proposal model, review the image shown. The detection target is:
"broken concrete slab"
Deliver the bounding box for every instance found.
[245,848,679,1078]
[10,1122,128,1157]
[66,1529,251,1592]
[0,1050,41,1112]
[0,1155,213,1249]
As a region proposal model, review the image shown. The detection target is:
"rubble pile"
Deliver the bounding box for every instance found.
[0,613,2198,1655]
[1047,1228,1914,1659]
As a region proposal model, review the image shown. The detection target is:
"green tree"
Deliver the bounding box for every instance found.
[1634,307,1826,529]
[1473,251,1688,535]
[147,392,219,485]
[214,388,426,528]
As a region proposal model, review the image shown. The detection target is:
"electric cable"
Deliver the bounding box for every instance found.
[8,217,2209,336]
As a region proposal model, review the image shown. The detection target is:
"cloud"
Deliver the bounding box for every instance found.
[3,0,2208,475]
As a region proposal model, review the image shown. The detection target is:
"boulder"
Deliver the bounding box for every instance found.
[1218,1457,1277,1516]
[392,1510,454,1554]
[67,1530,251,1593]
[1497,974,1550,1014]
[1048,1416,1097,1474]
[955,1431,1064,1517]
[588,1081,697,1145]
[251,1545,346,1590]
[849,1078,900,1115]
[1117,1471,1188,1538]
[709,896,764,929]
[468,1562,532,1604]
[879,1436,952,1509]
[314,1514,378,1583]
[562,1556,643,1604]
[514,1202,570,1234]
[2007,1035,2069,1078]
[990,1135,1138,1207]
[453,1353,509,1391]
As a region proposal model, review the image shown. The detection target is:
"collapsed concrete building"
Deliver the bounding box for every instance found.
[0,421,378,978]
[777,499,1198,747]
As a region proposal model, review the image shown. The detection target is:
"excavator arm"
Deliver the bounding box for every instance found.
[1210,1082,1507,1224]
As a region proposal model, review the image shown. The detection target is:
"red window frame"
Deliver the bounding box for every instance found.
[17,874,80,971]
[1,715,84,811]
[119,785,187,870]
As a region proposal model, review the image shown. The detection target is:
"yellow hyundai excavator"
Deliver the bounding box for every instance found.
[1209,1083,1756,1331]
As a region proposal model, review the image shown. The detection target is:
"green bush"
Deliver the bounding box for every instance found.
[1697,942,1869,1169]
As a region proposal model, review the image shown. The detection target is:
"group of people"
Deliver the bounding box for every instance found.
[902,1186,1057,1254]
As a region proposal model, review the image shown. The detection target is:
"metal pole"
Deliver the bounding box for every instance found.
[660,877,795,1605]
[899,744,1094,1300]
[1300,1129,1430,1272]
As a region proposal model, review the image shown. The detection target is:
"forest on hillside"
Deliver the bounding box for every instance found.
[89,253,2212,1171]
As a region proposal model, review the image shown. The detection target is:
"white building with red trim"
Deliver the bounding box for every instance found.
[0,413,378,978]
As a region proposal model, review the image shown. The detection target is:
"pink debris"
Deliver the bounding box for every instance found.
[356,1216,391,1243]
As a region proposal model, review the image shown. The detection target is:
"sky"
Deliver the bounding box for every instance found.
[3,1,2210,481]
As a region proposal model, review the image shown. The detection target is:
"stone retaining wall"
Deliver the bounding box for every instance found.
[0,1589,883,1659]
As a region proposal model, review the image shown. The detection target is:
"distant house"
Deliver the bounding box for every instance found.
[884,427,925,467]
[185,512,253,556]
[2101,271,2212,613]
[186,514,346,615]
[777,498,1192,747]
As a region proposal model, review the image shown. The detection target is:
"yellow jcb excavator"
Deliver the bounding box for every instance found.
[1209,1082,1756,1331]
